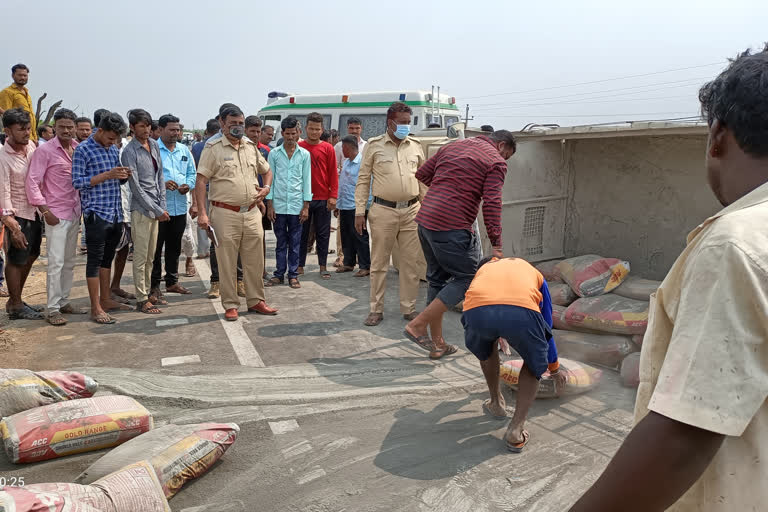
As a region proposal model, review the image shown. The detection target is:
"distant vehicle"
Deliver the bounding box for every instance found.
[257,89,461,142]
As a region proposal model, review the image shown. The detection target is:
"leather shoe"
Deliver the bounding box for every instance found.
[248,301,278,315]
[224,308,239,321]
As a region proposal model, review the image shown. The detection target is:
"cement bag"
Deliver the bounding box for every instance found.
[552,304,569,330]
[555,255,630,297]
[500,358,602,398]
[0,460,170,511]
[553,329,636,369]
[0,395,153,463]
[0,369,98,418]
[77,422,239,499]
[564,295,649,335]
[612,276,661,301]
[632,334,645,347]
[534,259,563,282]
[549,282,577,306]
[621,352,641,388]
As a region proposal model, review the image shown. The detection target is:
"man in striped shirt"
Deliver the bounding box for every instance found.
[404,130,516,359]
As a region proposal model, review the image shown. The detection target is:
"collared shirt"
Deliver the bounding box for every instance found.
[25,137,81,221]
[635,181,768,511]
[338,152,371,211]
[0,140,37,220]
[72,135,123,223]
[158,139,196,216]
[197,136,270,208]
[354,134,425,215]
[191,138,207,166]
[415,136,508,248]
[334,138,366,171]
[265,143,312,215]
[298,140,338,201]
[121,137,166,219]
[0,85,37,142]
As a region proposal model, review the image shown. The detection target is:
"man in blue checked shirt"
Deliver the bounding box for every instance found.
[72,111,132,324]
[150,114,196,302]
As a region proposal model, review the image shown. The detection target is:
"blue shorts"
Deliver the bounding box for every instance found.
[461,304,551,379]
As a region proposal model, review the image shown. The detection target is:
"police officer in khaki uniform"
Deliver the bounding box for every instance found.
[355,102,426,326]
[196,105,278,321]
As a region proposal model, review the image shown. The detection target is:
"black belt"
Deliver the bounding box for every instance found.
[373,196,418,209]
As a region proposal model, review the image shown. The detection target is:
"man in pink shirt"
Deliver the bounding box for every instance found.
[0,108,43,320]
[26,108,88,325]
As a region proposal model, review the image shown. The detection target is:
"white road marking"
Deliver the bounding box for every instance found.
[56,335,74,341]
[193,259,265,367]
[156,318,189,327]
[282,440,313,459]
[269,419,300,435]
[297,467,326,485]
[161,354,202,367]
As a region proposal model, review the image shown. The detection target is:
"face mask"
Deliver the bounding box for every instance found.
[229,126,245,139]
[392,123,410,140]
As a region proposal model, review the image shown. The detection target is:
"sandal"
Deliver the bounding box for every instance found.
[354,269,370,277]
[289,278,301,289]
[336,266,354,273]
[47,311,67,326]
[112,289,136,300]
[265,277,284,287]
[8,304,44,320]
[111,293,132,305]
[505,430,530,453]
[60,304,89,315]
[404,329,433,351]
[149,293,169,306]
[321,270,331,280]
[429,344,459,360]
[138,300,162,315]
[364,313,383,326]
[23,302,45,313]
[91,312,116,324]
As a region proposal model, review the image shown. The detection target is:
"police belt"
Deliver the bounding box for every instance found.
[373,196,418,209]
[211,200,258,213]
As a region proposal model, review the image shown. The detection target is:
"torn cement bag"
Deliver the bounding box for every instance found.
[0,460,170,512]
[549,283,577,306]
[499,358,602,398]
[77,422,239,499]
[612,276,661,301]
[0,369,98,418]
[621,352,642,388]
[534,259,563,282]
[552,329,636,369]
[555,255,630,297]
[0,395,153,463]
[564,295,649,335]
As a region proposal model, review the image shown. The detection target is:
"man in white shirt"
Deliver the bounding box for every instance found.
[570,45,768,512]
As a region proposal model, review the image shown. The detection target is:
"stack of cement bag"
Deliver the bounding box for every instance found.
[0,369,239,511]
[535,255,661,388]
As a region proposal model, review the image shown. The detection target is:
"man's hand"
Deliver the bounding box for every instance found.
[327,198,337,211]
[197,213,210,231]
[333,209,339,218]
[267,204,276,223]
[551,370,567,397]
[178,184,190,195]
[492,247,503,259]
[157,211,171,222]
[10,228,28,249]
[254,186,269,202]
[108,167,132,180]
[166,180,179,191]
[257,202,266,215]
[189,204,198,219]
[299,207,309,223]
[355,215,366,235]
[42,210,60,226]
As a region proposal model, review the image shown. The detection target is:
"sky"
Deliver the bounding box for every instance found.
[2,0,766,132]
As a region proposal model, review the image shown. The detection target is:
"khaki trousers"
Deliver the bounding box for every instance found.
[368,201,421,314]
[210,205,265,310]
[131,211,159,303]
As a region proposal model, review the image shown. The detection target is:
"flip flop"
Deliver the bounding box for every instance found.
[336,266,354,273]
[289,278,301,289]
[8,304,44,320]
[354,270,370,277]
[265,277,284,287]
[505,430,530,453]
[23,302,45,313]
[321,271,331,279]
[91,313,116,324]
[404,329,434,352]
[111,294,132,305]
[429,344,459,360]
[138,301,162,315]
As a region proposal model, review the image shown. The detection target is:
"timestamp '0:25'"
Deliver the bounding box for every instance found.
[0,476,25,486]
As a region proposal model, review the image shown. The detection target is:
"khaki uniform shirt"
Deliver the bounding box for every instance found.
[635,181,768,511]
[0,85,37,142]
[197,135,269,208]
[354,134,426,215]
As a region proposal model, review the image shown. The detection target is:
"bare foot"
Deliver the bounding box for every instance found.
[483,398,508,418]
[101,299,131,311]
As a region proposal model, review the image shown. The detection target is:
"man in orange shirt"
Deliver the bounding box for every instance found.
[461,256,564,452]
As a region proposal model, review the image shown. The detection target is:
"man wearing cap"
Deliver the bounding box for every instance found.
[195,104,277,321]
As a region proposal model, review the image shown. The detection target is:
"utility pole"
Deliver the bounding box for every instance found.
[464,104,474,125]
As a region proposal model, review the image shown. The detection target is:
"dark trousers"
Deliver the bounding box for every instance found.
[299,200,331,267]
[273,214,302,280]
[84,213,123,278]
[339,209,370,270]
[151,214,186,289]
[210,244,243,283]
[418,225,481,307]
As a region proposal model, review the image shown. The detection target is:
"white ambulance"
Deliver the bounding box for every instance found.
[257,89,462,141]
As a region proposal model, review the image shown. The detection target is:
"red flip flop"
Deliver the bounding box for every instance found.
[505,430,530,453]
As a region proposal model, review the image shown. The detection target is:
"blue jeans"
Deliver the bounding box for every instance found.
[273,214,302,280]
